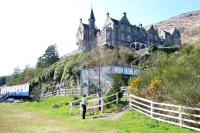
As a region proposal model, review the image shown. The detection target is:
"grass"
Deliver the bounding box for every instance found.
[0,96,199,133]
[16,96,74,117]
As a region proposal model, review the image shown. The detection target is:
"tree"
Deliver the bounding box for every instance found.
[0,77,6,86]
[20,65,35,84]
[36,44,59,69]
[7,67,21,85]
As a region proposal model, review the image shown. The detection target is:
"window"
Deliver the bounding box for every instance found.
[106,31,111,40]
[127,35,131,42]
[121,33,125,41]
[128,26,131,32]
[121,25,124,31]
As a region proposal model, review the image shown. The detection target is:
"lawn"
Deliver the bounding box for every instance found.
[0,96,198,133]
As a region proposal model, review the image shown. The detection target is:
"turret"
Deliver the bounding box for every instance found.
[88,8,95,26]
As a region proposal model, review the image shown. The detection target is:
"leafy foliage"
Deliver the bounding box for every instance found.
[128,77,142,96]
[147,77,161,94]
[138,45,200,107]
[7,66,35,85]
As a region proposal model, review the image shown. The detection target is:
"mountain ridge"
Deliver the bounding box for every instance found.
[151,10,200,44]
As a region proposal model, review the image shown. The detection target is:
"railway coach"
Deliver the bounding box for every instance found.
[0,83,31,102]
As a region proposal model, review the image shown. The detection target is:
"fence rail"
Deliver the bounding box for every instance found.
[129,94,200,132]
[69,92,119,115]
[41,88,79,99]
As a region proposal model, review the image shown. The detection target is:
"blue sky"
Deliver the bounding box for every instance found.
[88,0,200,26]
[0,0,200,76]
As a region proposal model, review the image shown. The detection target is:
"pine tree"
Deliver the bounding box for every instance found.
[36,44,59,68]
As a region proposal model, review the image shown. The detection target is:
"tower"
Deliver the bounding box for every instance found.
[88,8,95,27]
[88,8,97,51]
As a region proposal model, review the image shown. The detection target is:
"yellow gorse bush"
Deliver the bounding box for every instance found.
[128,77,142,96]
[147,77,161,93]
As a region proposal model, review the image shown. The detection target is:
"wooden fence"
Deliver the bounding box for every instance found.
[129,94,200,131]
[69,92,119,115]
[41,88,79,99]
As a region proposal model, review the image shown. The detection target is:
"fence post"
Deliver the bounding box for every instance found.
[101,98,104,113]
[129,93,131,108]
[71,88,73,95]
[179,106,182,125]
[116,93,119,104]
[70,103,72,115]
[63,89,65,96]
[150,101,153,118]
[57,90,59,96]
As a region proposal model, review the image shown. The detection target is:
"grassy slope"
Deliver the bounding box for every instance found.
[0,96,198,133]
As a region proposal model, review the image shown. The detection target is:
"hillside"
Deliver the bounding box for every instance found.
[153,10,200,44]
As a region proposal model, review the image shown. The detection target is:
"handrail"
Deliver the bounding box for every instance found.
[69,92,119,115]
[41,88,79,99]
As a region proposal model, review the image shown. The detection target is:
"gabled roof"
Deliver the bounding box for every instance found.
[119,13,130,25]
[110,18,118,25]
[82,23,89,29]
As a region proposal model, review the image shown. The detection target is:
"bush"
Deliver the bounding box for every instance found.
[139,45,200,107]
[128,77,142,96]
[180,45,194,55]
[147,77,161,94]
[105,75,128,105]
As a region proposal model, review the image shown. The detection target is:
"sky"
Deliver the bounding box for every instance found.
[0,0,200,76]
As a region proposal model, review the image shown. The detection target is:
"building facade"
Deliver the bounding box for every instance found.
[76,9,181,52]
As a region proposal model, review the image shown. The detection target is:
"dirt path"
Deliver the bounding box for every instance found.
[92,106,127,120]
[0,104,105,133]
[104,111,125,120]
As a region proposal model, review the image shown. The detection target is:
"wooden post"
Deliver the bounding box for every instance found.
[71,88,73,95]
[93,99,96,107]
[57,90,59,96]
[150,101,153,118]
[101,98,104,113]
[70,103,72,115]
[179,106,182,125]
[116,93,119,104]
[128,93,131,108]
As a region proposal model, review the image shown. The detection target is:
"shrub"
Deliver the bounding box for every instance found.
[147,77,161,94]
[180,45,194,55]
[140,45,200,107]
[128,77,142,96]
[105,75,128,105]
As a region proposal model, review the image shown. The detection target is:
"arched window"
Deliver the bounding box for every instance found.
[141,44,145,49]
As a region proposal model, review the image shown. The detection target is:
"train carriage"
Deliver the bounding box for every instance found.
[0,83,31,102]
